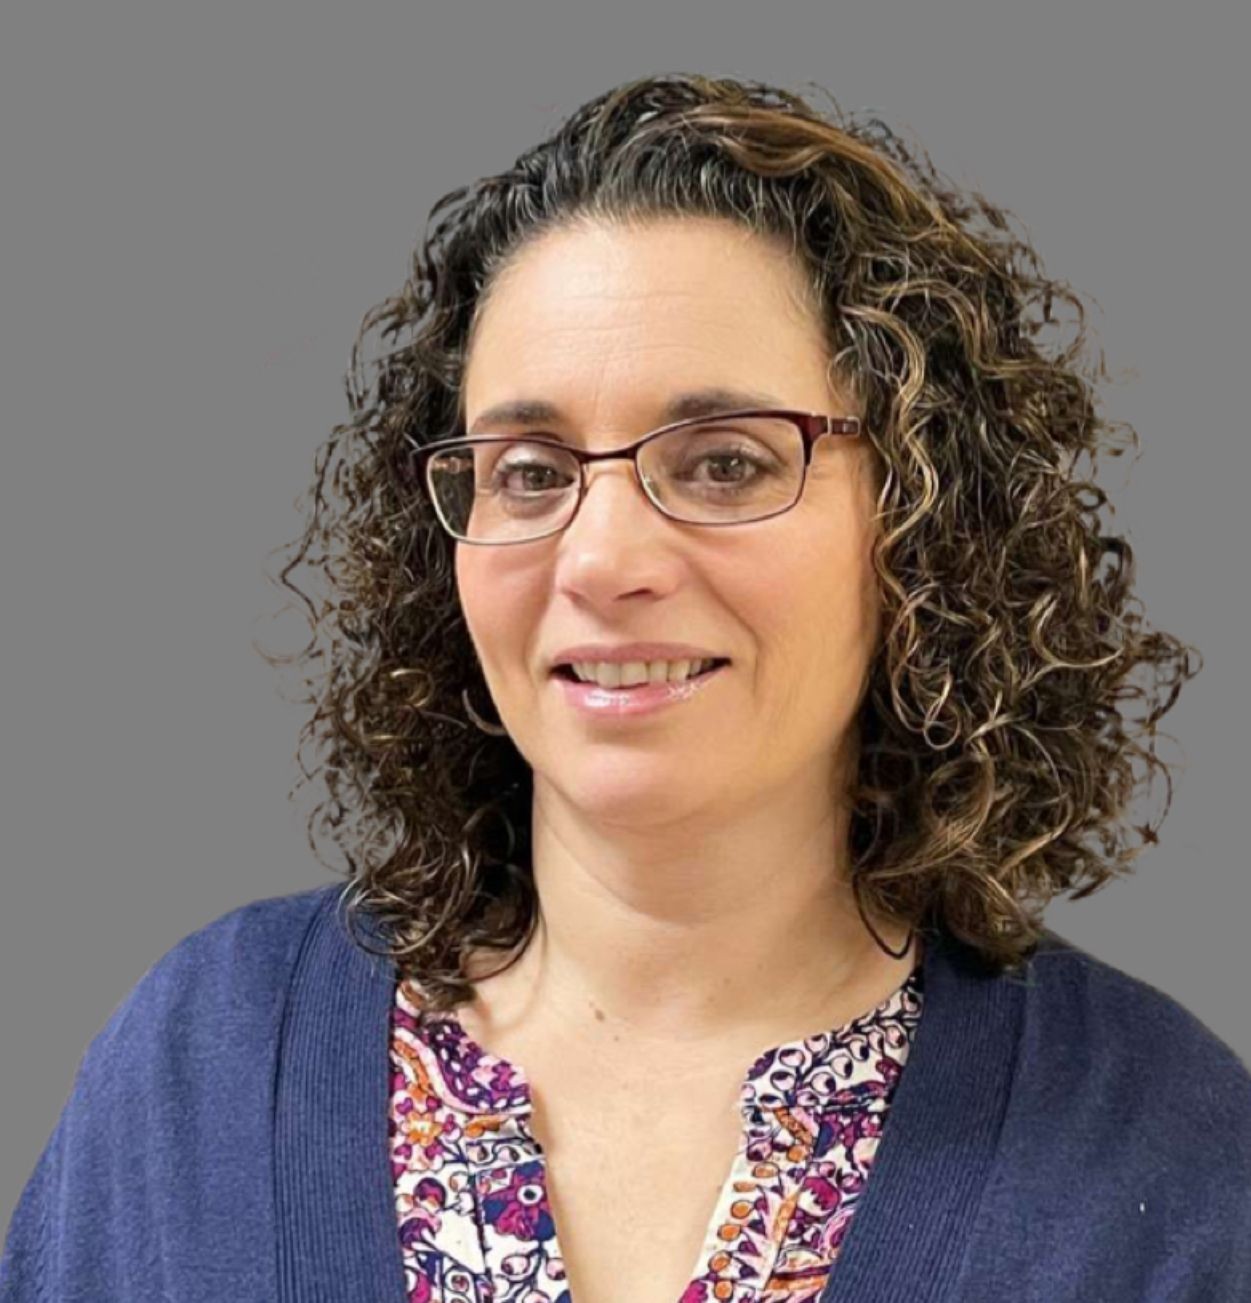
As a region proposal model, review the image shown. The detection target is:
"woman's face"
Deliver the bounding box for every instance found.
[456,216,884,826]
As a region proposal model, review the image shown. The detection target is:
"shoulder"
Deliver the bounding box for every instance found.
[1020,927,1251,1107]
[0,883,346,1298]
[947,929,1251,1295]
[131,879,337,991]
[77,881,341,1091]
[1001,930,1251,1239]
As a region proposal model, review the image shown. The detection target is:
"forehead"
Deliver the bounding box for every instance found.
[473,217,818,335]
[462,218,832,425]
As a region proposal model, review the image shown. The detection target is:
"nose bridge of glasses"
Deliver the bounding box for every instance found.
[575,444,662,516]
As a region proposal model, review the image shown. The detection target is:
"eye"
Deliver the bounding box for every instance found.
[490,452,574,493]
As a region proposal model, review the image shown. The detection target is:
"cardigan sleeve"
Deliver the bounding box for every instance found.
[0,885,331,1303]
[951,942,1251,1302]
[0,995,141,1302]
[0,961,207,1302]
[1165,1036,1251,1301]
[0,1103,65,1300]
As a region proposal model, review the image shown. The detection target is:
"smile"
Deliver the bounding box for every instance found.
[551,660,730,718]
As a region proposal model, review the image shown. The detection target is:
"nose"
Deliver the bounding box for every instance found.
[547,452,690,604]
[565,455,664,536]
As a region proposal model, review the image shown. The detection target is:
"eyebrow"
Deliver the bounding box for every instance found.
[466,385,789,438]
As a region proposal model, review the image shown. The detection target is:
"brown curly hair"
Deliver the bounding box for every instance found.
[255,71,1202,1013]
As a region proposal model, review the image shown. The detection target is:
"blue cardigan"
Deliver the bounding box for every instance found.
[2,881,1250,1302]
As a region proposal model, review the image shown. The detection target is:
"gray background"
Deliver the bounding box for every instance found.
[1,0,1246,1222]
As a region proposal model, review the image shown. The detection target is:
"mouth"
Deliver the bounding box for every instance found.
[550,657,731,685]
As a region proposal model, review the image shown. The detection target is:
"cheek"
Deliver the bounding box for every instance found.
[454,549,507,667]
[454,548,482,631]
[455,550,545,674]
[453,549,470,612]
[762,533,880,681]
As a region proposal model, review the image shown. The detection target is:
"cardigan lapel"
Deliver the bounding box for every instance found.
[276,885,1024,1303]
[816,922,1026,1302]
[275,885,410,1302]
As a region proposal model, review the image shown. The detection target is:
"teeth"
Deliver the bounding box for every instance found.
[569,658,715,687]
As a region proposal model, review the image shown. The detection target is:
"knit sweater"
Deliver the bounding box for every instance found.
[2,881,1250,1302]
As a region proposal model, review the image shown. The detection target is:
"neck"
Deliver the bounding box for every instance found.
[465,782,917,1079]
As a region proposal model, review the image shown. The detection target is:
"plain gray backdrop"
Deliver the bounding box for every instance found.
[1,0,1247,1224]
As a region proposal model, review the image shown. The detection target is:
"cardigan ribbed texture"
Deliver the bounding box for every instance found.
[2,880,1250,1301]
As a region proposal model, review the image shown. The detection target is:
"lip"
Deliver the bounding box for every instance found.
[552,661,729,718]
[549,642,728,670]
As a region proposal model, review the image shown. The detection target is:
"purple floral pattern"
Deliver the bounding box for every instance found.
[388,961,924,1302]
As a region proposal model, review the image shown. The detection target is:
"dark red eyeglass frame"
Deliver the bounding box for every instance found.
[400,408,863,545]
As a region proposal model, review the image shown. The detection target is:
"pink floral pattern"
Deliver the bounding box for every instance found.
[388,962,924,1302]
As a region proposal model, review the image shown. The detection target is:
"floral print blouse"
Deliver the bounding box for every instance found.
[387,960,925,1303]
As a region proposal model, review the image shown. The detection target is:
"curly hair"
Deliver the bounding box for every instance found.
[255,71,1202,1013]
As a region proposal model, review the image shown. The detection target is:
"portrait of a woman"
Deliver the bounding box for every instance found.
[2,72,1249,1302]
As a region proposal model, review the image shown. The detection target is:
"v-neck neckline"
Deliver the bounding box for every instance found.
[274,885,1025,1303]
[397,957,926,1118]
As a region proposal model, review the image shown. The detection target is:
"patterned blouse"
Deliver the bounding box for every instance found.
[387,960,925,1303]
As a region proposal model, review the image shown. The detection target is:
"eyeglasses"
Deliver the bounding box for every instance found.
[402,408,862,546]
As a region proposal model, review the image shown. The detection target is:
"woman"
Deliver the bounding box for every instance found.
[3,72,1248,1303]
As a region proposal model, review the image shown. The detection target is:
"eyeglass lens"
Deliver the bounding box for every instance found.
[425,416,805,543]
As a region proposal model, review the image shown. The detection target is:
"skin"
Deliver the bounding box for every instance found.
[454,215,919,1085]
